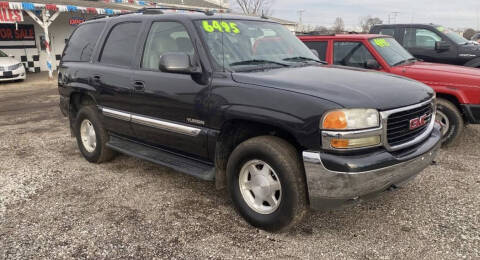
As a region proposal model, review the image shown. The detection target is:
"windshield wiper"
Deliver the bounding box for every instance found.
[283,56,327,64]
[392,58,417,67]
[229,59,290,67]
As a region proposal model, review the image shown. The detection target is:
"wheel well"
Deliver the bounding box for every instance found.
[436,93,464,116]
[214,119,302,189]
[70,92,95,118]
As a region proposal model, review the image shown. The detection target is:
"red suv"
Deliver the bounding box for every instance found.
[299,34,480,146]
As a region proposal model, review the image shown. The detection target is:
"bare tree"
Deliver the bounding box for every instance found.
[359,16,383,33]
[463,28,476,40]
[332,17,345,33]
[235,0,275,16]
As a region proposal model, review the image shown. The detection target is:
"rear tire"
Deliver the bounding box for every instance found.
[227,136,307,231]
[74,105,116,163]
[436,98,464,147]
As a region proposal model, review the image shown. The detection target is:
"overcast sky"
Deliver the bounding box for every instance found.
[253,0,480,30]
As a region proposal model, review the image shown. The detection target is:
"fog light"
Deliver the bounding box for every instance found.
[331,136,381,149]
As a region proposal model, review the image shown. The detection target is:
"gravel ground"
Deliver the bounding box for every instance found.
[0,76,479,259]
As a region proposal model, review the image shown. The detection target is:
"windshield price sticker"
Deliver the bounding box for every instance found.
[437,26,445,32]
[374,38,390,47]
[202,20,240,34]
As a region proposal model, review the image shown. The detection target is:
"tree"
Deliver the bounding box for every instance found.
[332,17,345,33]
[313,26,330,34]
[463,28,476,40]
[359,16,383,33]
[235,0,274,16]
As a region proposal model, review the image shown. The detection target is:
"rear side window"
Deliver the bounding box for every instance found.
[379,28,395,37]
[303,41,328,61]
[62,22,105,62]
[100,22,142,67]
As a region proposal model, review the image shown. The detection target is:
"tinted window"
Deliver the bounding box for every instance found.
[333,41,375,69]
[303,41,328,61]
[100,22,142,67]
[404,28,442,49]
[62,22,105,62]
[379,28,395,37]
[142,22,195,70]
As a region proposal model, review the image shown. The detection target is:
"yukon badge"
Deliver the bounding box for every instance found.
[186,118,205,126]
[409,114,428,130]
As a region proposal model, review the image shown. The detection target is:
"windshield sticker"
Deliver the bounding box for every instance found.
[202,20,240,34]
[437,26,445,32]
[373,38,390,47]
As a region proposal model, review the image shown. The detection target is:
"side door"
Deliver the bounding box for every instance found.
[129,20,211,160]
[332,40,380,70]
[93,21,144,137]
[402,27,457,63]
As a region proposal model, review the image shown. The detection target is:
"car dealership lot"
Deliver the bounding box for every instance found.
[0,77,479,259]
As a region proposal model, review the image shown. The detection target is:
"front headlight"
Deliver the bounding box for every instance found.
[322,109,379,130]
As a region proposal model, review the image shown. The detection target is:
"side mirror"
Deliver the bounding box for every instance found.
[435,41,450,51]
[310,49,319,58]
[159,52,201,74]
[366,59,381,70]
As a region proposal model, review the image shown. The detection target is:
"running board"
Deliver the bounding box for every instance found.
[106,136,215,181]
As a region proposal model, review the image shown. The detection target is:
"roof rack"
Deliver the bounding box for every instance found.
[87,7,217,21]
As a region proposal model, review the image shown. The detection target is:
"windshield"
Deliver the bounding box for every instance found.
[437,26,469,45]
[0,50,7,57]
[369,37,414,66]
[195,19,319,71]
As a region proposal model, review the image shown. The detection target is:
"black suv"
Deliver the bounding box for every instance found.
[59,9,442,231]
[371,24,480,67]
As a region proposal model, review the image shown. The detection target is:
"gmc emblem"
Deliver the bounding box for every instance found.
[410,114,428,130]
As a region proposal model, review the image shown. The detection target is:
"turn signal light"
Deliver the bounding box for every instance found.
[331,136,381,149]
[323,111,347,129]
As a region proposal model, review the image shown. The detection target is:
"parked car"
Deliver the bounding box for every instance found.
[300,34,480,146]
[58,10,441,231]
[370,24,480,68]
[472,33,480,43]
[0,50,26,82]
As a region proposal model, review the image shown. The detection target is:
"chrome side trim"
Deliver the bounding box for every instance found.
[381,98,436,151]
[131,115,201,137]
[102,107,131,122]
[101,107,201,137]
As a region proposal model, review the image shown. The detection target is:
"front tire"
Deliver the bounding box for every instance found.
[436,98,464,147]
[227,136,307,231]
[74,105,116,163]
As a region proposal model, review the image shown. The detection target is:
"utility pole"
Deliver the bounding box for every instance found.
[297,9,305,32]
[392,12,400,24]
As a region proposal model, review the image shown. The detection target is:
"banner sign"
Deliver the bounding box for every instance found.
[0,8,23,23]
[0,24,36,48]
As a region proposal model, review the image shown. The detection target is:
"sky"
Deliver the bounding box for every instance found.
[233,0,480,30]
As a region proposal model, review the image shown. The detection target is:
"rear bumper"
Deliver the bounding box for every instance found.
[303,122,442,210]
[461,104,480,124]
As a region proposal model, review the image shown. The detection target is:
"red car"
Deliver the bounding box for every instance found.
[299,34,480,146]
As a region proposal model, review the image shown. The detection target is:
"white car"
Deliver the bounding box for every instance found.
[0,50,26,82]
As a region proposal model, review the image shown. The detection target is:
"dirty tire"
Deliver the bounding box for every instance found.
[74,105,116,163]
[227,136,307,232]
[437,98,464,147]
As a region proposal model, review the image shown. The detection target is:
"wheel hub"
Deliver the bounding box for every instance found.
[239,160,282,215]
[436,110,450,136]
[80,119,97,153]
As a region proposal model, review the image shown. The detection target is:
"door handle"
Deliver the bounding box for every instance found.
[92,75,101,82]
[133,80,145,92]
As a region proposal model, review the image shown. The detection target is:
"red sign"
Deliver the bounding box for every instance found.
[0,8,23,24]
[69,17,85,26]
[409,114,428,130]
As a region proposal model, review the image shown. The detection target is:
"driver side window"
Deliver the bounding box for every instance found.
[333,41,375,69]
[142,22,195,71]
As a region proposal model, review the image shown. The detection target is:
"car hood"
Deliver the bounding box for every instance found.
[399,61,480,87]
[232,65,434,111]
[0,56,20,66]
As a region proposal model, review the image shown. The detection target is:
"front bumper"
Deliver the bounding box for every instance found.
[0,66,26,82]
[303,122,442,209]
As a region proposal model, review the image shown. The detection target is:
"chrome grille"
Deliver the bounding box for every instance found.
[386,102,434,147]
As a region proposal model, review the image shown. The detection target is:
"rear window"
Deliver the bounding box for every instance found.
[99,22,142,67]
[62,22,105,62]
[303,41,328,61]
[379,28,395,37]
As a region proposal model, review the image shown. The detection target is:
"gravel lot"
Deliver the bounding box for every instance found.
[0,75,479,259]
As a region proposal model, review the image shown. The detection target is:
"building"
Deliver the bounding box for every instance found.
[0,0,227,78]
